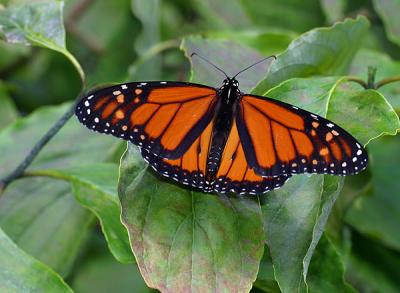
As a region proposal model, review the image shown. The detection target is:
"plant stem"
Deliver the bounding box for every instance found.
[367,66,377,89]
[345,76,368,89]
[0,94,83,193]
[375,76,400,89]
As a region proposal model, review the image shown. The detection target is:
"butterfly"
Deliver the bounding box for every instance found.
[75,55,368,195]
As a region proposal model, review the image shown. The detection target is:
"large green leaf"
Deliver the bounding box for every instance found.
[0,178,93,277]
[0,0,84,81]
[119,145,264,293]
[0,103,121,273]
[253,16,369,94]
[372,0,400,46]
[350,49,400,110]
[0,226,73,292]
[345,135,400,251]
[29,163,134,263]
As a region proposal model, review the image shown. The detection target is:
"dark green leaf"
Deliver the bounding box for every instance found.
[253,249,281,293]
[240,0,324,33]
[346,233,400,293]
[119,146,265,293]
[0,0,84,80]
[0,226,73,292]
[0,178,93,277]
[253,16,370,94]
[0,81,18,129]
[372,0,400,46]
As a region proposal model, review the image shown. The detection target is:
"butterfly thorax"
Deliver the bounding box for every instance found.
[205,78,241,183]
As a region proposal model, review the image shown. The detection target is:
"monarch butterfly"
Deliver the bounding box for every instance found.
[75,55,368,195]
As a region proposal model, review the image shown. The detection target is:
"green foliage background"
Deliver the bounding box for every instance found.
[0,0,400,292]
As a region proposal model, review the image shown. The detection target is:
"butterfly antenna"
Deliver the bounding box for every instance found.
[232,55,277,79]
[190,52,229,79]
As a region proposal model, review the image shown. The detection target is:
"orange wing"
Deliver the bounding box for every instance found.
[76,82,217,159]
[142,119,290,194]
[237,95,368,177]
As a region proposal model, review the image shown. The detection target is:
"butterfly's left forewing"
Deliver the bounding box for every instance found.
[237,94,368,177]
[76,82,217,159]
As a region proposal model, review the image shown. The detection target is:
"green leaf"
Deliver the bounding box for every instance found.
[0,226,73,292]
[240,0,324,33]
[0,178,93,277]
[119,146,265,293]
[349,49,400,110]
[0,81,18,130]
[307,234,356,293]
[345,135,400,251]
[181,35,269,92]
[253,16,370,94]
[29,163,134,263]
[0,0,84,81]
[206,29,298,56]
[320,0,346,23]
[327,84,400,144]
[372,0,400,46]
[0,103,121,272]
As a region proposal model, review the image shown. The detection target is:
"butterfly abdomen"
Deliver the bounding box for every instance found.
[205,82,240,181]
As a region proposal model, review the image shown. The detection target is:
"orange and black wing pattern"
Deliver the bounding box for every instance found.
[76,82,217,159]
[141,119,290,194]
[214,120,290,194]
[237,94,368,177]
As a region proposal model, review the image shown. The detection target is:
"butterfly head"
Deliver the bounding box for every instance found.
[222,77,240,89]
